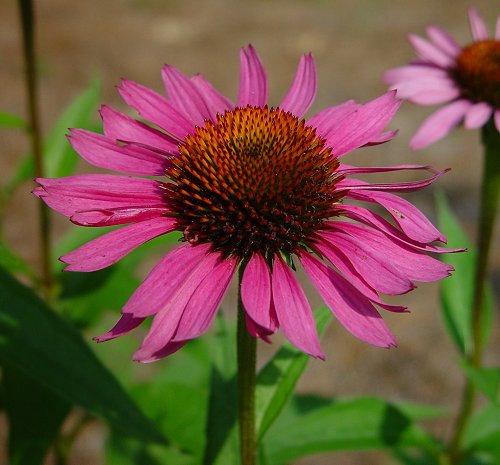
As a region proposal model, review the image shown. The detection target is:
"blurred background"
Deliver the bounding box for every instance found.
[1,0,499,464]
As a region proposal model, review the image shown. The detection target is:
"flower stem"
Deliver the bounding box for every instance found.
[448,120,500,462]
[237,267,257,465]
[18,0,53,301]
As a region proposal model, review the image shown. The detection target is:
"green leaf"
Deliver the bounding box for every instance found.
[0,265,164,443]
[202,314,240,465]
[459,360,500,404]
[0,241,37,282]
[463,404,500,459]
[263,396,439,464]
[2,366,70,465]
[0,112,26,129]
[255,305,331,440]
[4,80,101,194]
[435,191,493,354]
[44,79,101,178]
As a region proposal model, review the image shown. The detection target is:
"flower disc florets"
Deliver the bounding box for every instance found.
[451,40,500,108]
[166,106,344,259]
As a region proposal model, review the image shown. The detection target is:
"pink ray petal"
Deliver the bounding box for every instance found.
[172,256,238,340]
[60,217,176,272]
[312,235,407,312]
[245,315,273,343]
[134,340,188,363]
[333,205,464,254]
[191,74,234,119]
[410,100,472,150]
[339,163,435,175]
[495,110,500,132]
[363,130,398,146]
[68,129,172,176]
[319,229,415,295]
[392,77,459,105]
[100,105,178,151]
[324,91,401,157]
[118,79,193,139]
[271,255,325,359]
[408,34,455,68]
[331,222,454,282]
[300,252,397,348]
[426,25,461,57]
[95,314,146,342]
[241,252,273,330]
[307,100,358,138]
[468,7,489,41]
[279,53,317,118]
[161,65,212,126]
[237,45,268,107]
[346,188,446,243]
[34,174,165,218]
[384,65,448,85]
[123,243,215,318]
[464,102,493,129]
[70,206,168,227]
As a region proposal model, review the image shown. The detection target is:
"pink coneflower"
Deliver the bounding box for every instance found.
[35,45,456,362]
[385,7,500,149]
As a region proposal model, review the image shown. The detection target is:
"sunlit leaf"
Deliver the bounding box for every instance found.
[0,112,26,129]
[459,360,500,404]
[0,241,37,282]
[0,266,164,443]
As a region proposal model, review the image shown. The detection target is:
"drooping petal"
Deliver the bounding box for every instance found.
[464,102,493,129]
[100,105,178,151]
[245,315,273,343]
[334,204,464,254]
[70,206,168,227]
[300,252,397,348]
[312,235,407,312]
[237,45,268,107]
[172,256,238,340]
[410,100,472,149]
[68,129,172,176]
[271,255,324,359]
[241,252,273,330]
[95,314,146,342]
[134,340,188,363]
[118,79,193,139]
[363,130,398,146]
[122,243,214,318]
[408,34,455,68]
[392,77,459,105]
[319,229,415,295]
[60,217,176,272]
[345,188,446,243]
[34,174,165,218]
[161,65,212,126]
[324,91,401,157]
[468,7,489,41]
[330,222,454,282]
[191,74,234,119]
[426,25,461,57]
[279,53,317,118]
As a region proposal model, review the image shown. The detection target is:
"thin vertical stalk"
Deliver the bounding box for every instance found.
[237,267,257,465]
[18,0,53,300]
[448,120,500,462]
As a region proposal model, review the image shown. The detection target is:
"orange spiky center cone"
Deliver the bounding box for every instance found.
[166,106,344,260]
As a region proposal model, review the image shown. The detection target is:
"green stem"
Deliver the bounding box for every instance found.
[237,267,257,465]
[448,120,500,463]
[18,0,53,301]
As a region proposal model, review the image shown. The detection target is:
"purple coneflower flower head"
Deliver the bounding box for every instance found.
[35,45,458,362]
[385,7,500,149]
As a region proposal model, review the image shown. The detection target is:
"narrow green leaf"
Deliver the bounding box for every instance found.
[202,314,240,465]
[0,241,37,282]
[3,366,70,465]
[44,79,101,178]
[264,396,439,463]
[435,191,493,354]
[458,360,500,404]
[255,306,331,440]
[0,266,164,443]
[463,404,500,458]
[0,112,26,129]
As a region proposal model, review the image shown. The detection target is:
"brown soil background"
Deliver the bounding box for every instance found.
[1,0,499,464]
